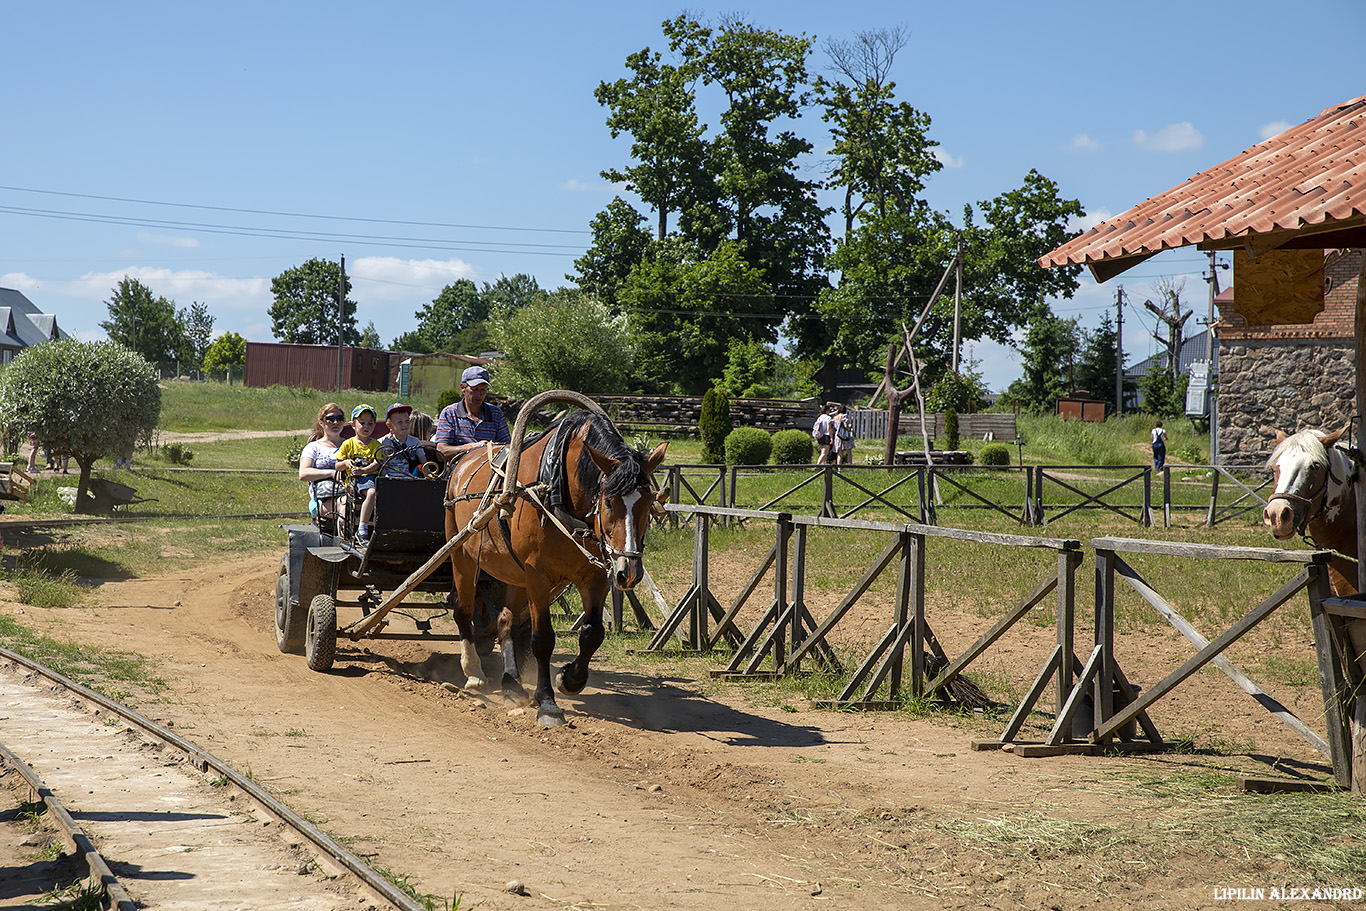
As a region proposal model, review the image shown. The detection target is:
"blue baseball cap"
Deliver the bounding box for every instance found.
[461,366,490,387]
[386,402,412,418]
[351,403,376,419]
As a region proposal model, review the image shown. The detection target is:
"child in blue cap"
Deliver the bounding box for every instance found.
[336,404,381,544]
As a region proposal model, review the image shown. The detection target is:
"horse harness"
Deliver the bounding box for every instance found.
[1268,444,1363,557]
[442,426,651,572]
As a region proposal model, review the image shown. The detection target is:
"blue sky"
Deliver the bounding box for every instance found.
[2,1,1362,391]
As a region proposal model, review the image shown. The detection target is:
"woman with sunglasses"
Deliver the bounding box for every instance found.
[300,402,348,527]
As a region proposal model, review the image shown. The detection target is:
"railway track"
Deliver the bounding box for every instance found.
[0,646,428,911]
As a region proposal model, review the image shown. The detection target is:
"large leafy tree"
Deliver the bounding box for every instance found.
[491,290,637,398]
[618,238,771,393]
[415,279,483,352]
[100,276,191,365]
[569,198,653,309]
[269,258,357,345]
[0,339,160,510]
[595,49,708,241]
[481,273,547,314]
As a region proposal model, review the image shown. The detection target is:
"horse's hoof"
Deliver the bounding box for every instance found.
[502,675,530,707]
[556,668,587,695]
[464,675,490,693]
[537,704,566,728]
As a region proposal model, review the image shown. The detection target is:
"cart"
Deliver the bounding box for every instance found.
[273,390,607,673]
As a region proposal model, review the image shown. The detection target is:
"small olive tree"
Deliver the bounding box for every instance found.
[0,339,161,511]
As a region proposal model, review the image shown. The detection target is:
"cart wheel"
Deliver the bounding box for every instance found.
[305,594,338,672]
[274,555,305,654]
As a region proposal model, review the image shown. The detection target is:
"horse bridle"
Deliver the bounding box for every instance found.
[592,480,651,563]
[1266,447,1356,538]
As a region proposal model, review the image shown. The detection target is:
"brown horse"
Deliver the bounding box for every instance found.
[444,410,667,727]
[1263,425,1358,596]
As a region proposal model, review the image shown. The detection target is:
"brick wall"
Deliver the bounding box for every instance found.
[1215,249,1360,462]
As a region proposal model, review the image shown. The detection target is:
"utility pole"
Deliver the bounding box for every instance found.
[1203,251,1228,462]
[1115,287,1124,413]
[951,235,963,374]
[336,254,346,394]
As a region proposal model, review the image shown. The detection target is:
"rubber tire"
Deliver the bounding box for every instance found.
[305,594,338,672]
[274,555,306,655]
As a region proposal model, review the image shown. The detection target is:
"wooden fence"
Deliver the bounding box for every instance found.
[651,504,1083,718]
[981,537,1358,788]
[661,462,1276,530]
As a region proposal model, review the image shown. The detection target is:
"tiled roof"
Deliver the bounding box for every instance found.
[1041,96,1366,280]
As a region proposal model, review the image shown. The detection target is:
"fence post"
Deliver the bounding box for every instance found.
[1206,469,1220,528]
[1163,466,1171,528]
[1095,546,1117,730]
[669,467,680,529]
[822,465,836,518]
[1056,547,1078,716]
[1142,468,1153,527]
[1034,466,1045,525]
[692,514,710,650]
[915,469,927,524]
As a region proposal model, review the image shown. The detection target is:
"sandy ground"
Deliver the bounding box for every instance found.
[0,549,1358,910]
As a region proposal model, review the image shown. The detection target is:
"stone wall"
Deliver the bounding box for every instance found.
[1216,339,1356,462]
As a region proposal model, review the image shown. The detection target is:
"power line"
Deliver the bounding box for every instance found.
[0,184,590,235]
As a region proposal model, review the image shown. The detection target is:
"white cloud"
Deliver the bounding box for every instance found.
[349,257,477,301]
[1067,133,1101,153]
[933,147,965,169]
[559,178,616,192]
[1259,119,1291,140]
[1132,122,1204,152]
[1072,208,1113,233]
[135,231,199,248]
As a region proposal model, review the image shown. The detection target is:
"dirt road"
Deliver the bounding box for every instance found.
[0,553,1355,910]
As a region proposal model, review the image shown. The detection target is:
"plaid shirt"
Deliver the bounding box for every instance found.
[433,400,510,448]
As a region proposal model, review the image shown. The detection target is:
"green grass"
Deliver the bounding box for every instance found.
[0,613,165,702]
[155,379,447,433]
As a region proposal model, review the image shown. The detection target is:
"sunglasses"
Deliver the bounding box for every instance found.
[324,414,345,423]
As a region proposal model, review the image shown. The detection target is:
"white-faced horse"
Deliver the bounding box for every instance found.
[1263,426,1358,596]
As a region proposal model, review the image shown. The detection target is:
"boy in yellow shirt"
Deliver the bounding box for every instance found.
[336,404,381,544]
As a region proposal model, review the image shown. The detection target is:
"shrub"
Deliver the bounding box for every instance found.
[162,442,194,465]
[699,388,731,463]
[285,436,304,469]
[723,427,771,465]
[979,443,1011,466]
[944,409,960,450]
[436,388,461,412]
[770,429,813,464]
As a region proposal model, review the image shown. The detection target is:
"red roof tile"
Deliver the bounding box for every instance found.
[1041,95,1366,278]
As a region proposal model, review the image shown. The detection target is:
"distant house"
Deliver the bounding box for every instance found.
[1213,248,1360,462]
[1123,328,1216,413]
[0,287,68,364]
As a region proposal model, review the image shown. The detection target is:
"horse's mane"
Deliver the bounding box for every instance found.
[564,410,646,497]
[1265,428,1330,471]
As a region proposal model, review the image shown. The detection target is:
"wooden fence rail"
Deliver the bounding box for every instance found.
[991,538,1354,779]
[652,504,1082,720]
[663,462,1276,531]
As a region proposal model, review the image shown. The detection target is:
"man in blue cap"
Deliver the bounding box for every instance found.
[434,365,511,462]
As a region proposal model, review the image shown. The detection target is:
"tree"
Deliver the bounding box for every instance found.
[183,301,215,372]
[1006,310,1081,412]
[0,339,160,511]
[1073,312,1122,411]
[595,48,709,240]
[415,279,483,352]
[1139,370,1189,417]
[569,197,654,308]
[490,290,638,398]
[203,331,246,380]
[390,330,433,354]
[481,274,546,314]
[818,27,941,234]
[357,321,381,349]
[100,276,191,365]
[269,258,357,345]
[618,238,771,393]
